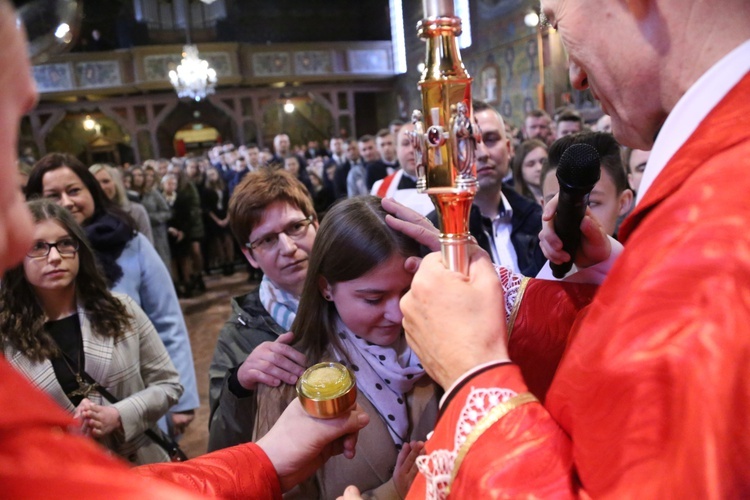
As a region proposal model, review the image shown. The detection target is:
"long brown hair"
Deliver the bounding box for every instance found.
[292,195,420,363]
[0,200,132,362]
[512,139,547,199]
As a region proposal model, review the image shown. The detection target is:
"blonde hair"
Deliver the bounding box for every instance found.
[89,164,130,207]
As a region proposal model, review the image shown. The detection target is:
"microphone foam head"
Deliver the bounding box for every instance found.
[557,143,601,189]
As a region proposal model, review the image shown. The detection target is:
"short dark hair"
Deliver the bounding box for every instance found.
[228,168,315,247]
[473,99,495,114]
[376,128,391,139]
[358,134,375,144]
[526,109,551,120]
[557,109,583,125]
[548,132,629,193]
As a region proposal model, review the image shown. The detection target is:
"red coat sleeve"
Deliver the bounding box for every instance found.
[135,445,282,500]
[507,278,597,401]
[0,355,281,500]
[0,356,202,499]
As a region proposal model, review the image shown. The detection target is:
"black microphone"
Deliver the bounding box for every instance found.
[550,143,601,279]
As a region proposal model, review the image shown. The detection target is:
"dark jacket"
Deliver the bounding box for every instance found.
[207,288,285,451]
[365,160,398,190]
[330,159,350,199]
[427,186,546,276]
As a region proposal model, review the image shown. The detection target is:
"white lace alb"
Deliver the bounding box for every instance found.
[415,387,517,500]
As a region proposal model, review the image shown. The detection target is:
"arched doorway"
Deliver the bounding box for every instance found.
[174,123,221,157]
[158,100,233,158]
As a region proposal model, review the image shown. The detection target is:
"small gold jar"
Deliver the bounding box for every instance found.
[296,362,357,419]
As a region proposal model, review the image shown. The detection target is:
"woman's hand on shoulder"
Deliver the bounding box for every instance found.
[237,331,307,391]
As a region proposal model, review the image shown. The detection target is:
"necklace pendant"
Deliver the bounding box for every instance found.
[68,374,98,399]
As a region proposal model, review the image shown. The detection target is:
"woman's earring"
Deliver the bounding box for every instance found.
[324,294,332,301]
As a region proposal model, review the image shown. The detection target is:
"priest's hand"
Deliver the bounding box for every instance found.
[401,248,508,389]
[540,193,612,269]
[256,399,369,493]
[382,197,440,252]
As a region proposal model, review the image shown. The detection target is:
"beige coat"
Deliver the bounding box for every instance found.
[254,372,439,499]
[6,293,182,465]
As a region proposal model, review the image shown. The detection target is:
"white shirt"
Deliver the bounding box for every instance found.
[482,193,521,274]
[371,170,434,216]
[637,39,750,206]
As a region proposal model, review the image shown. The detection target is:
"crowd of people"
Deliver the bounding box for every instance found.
[2,0,748,497]
[12,96,651,486]
[9,100,650,493]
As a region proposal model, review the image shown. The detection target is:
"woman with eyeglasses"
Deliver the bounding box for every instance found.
[0,199,182,464]
[251,196,439,499]
[25,153,200,439]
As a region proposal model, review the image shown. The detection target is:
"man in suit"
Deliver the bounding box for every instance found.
[469,100,546,276]
[268,133,305,170]
[327,137,350,199]
[365,129,399,190]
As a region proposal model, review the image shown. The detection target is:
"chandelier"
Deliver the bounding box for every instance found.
[169,44,217,102]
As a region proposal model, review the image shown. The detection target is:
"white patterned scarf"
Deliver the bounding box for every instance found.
[258,276,299,330]
[330,317,425,447]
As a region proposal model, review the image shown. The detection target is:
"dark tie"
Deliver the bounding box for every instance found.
[397,175,417,190]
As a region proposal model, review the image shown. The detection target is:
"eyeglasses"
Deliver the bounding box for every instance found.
[246,216,315,253]
[27,238,79,258]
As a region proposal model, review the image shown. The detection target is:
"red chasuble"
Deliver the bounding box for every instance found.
[0,354,281,499]
[409,73,750,498]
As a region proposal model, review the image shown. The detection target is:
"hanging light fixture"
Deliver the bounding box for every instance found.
[82,114,96,131]
[169,0,217,101]
[169,44,217,101]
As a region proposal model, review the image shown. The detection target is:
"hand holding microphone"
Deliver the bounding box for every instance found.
[549,143,601,278]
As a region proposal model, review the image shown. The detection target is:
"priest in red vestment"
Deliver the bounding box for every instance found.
[386,0,750,498]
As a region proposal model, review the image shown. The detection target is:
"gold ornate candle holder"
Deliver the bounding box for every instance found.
[412,0,481,274]
[410,0,480,275]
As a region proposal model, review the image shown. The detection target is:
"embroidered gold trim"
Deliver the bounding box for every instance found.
[506,277,530,342]
[447,392,539,493]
